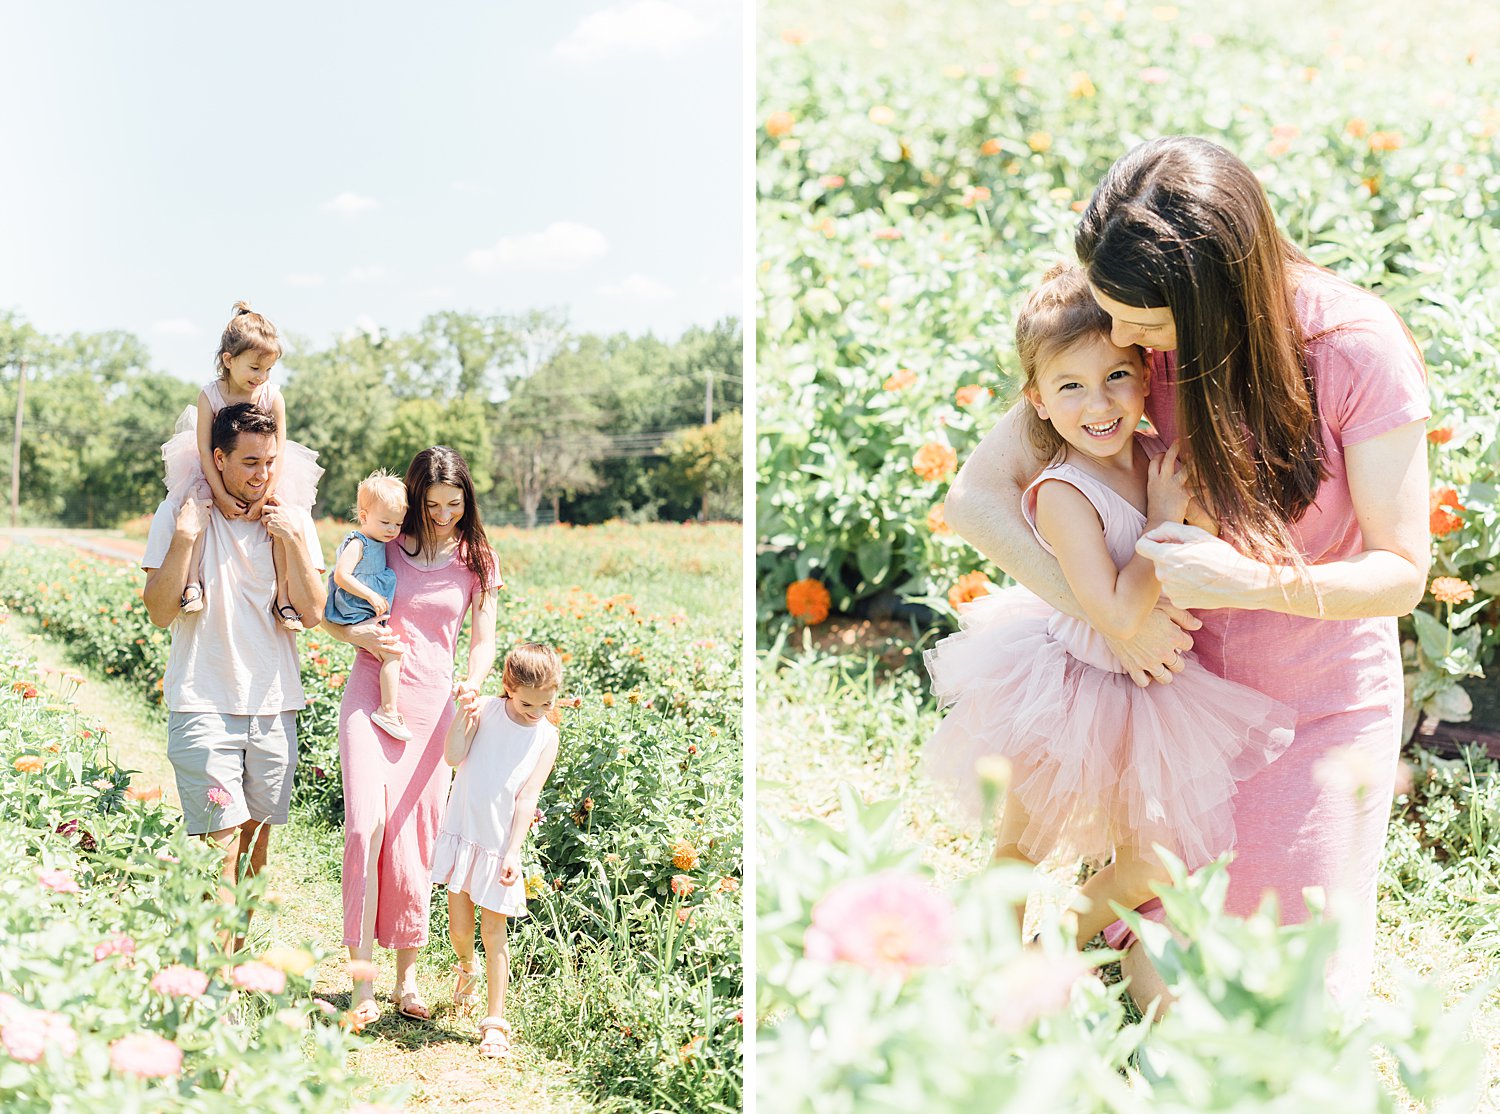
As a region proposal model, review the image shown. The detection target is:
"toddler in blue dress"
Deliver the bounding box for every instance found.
[326,470,411,741]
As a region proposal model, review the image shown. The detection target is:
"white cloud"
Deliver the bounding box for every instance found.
[151,319,197,335]
[600,273,675,301]
[411,286,456,301]
[451,180,480,193]
[553,0,715,61]
[285,273,325,287]
[467,222,609,271]
[347,265,390,283]
[322,192,379,217]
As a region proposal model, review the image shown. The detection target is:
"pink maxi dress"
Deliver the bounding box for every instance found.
[340,538,499,949]
[1103,266,1429,999]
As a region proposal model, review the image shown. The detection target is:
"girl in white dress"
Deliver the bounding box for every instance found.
[160,302,323,629]
[431,642,561,1058]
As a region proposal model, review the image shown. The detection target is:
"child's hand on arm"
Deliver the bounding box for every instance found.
[1145,442,1191,527]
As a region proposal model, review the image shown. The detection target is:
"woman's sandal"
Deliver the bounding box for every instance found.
[273,602,304,632]
[478,1016,512,1058]
[181,584,205,614]
[452,961,480,1014]
[390,988,431,1021]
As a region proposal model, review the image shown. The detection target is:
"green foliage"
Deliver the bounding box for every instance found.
[0,650,399,1112]
[659,413,745,520]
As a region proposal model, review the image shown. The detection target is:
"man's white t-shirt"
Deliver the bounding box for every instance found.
[141,505,325,715]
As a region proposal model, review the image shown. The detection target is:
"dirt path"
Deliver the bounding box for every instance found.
[3,533,596,1113]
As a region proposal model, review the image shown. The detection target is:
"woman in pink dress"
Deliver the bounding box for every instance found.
[321,446,500,1024]
[946,136,1430,1006]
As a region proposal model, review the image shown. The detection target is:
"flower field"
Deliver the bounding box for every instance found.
[756,0,1500,1108]
[0,522,742,1112]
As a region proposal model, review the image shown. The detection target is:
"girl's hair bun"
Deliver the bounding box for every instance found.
[232,301,254,317]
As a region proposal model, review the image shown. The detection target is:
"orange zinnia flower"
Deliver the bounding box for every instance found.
[1345,118,1369,138]
[1427,427,1454,445]
[1368,131,1403,152]
[948,572,992,610]
[13,755,44,773]
[914,442,958,482]
[786,578,831,624]
[1431,577,1475,606]
[955,385,990,407]
[1430,487,1464,536]
[765,111,795,138]
[883,368,916,392]
[671,840,701,871]
[979,138,1003,157]
[125,785,162,803]
[926,504,951,536]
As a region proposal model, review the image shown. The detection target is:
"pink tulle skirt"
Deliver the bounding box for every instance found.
[924,587,1295,866]
[162,414,323,511]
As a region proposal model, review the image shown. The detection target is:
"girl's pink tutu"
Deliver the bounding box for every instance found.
[160,384,322,512]
[925,587,1295,865]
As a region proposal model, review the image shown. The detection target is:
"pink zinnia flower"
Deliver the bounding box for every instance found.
[206,787,232,807]
[149,965,209,999]
[670,874,697,897]
[37,869,79,894]
[230,961,286,995]
[108,1032,182,1079]
[991,951,1097,1031]
[93,933,136,962]
[347,959,379,983]
[803,872,954,975]
[1139,66,1170,84]
[0,1001,78,1063]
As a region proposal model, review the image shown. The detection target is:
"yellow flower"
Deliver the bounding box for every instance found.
[868,105,896,126]
[1027,131,1052,154]
[524,874,544,900]
[1066,70,1095,98]
[260,947,315,976]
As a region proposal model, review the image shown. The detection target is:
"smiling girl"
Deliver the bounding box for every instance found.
[923,263,1296,944]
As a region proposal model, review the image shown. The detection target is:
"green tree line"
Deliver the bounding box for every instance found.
[0,308,742,528]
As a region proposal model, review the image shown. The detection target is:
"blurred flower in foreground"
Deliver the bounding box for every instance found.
[989,950,1097,1032]
[804,871,954,975]
[786,579,832,625]
[1313,744,1384,804]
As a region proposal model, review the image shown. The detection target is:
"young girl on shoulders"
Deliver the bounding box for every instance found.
[161,302,322,629]
[324,470,411,741]
[925,263,1295,944]
[431,642,561,1058]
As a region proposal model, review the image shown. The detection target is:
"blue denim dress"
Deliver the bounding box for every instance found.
[324,532,397,625]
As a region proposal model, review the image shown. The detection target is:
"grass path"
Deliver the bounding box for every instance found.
[3,582,595,1113]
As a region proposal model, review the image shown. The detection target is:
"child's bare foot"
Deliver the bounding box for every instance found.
[371,709,413,742]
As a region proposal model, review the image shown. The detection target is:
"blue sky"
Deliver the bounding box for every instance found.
[0,0,743,381]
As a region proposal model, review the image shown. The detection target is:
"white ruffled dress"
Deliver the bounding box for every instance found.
[430,696,556,917]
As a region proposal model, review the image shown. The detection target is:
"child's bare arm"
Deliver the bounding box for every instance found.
[332,537,389,615]
[499,733,559,885]
[1033,480,1167,642]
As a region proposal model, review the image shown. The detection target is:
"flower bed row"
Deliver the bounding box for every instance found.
[0,644,399,1112]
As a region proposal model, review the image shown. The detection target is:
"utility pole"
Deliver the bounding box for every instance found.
[701,365,714,522]
[10,359,24,528]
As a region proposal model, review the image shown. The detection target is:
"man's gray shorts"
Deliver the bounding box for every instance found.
[166,711,297,835]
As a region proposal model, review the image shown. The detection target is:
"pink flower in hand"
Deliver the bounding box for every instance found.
[150,965,209,999]
[108,1032,182,1079]
[803,871,954,975]
[206,787,232,807]
[230,961,286,995]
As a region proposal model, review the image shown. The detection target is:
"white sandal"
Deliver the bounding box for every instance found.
[478,1015,511,1058]
[452,961,480,1014]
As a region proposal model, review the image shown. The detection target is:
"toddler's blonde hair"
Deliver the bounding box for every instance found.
[503,642,564,693]
[355,469,408,519]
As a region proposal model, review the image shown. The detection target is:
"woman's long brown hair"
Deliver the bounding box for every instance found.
[1075,136,1327,563]
[401,446,499,588]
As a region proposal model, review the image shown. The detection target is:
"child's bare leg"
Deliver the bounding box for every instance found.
[448,889,478,975]
[378,653,403,717]
[479,908,510,1020]
[270,534,302,630]
[182,524,208,610]
[992,791,1038,933]
[1066,847,1170,947]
